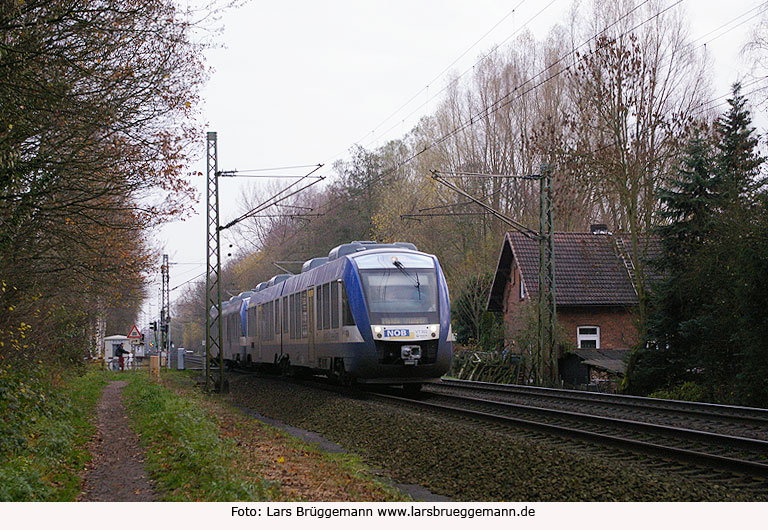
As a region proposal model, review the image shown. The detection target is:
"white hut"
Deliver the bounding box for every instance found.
[104,335,128,362]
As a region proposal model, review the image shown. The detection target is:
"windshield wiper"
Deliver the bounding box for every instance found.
[392,259,421,299]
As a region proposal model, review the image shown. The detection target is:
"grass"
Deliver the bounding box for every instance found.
[121,370,279,501]
[0,364,411,502]
[0,368,107,501]
[147,370,409,501]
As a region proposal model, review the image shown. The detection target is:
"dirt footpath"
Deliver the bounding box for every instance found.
[79,380,158,501]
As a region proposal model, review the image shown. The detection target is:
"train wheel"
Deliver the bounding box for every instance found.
[279,357,293,377]
[403,383,422,395]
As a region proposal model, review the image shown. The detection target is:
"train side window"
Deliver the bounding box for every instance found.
[341,283,355,326]
[282,297,288,335]
[294,293,298,339]
[301,290,308,337]
[275,299,279,336]
[289,294,294,339]
[316,284,323,330]
[294,293,299,339]
[323,283,331,329]
[268,301,274,337]
[295,293,300,338]
[331,281,339,329]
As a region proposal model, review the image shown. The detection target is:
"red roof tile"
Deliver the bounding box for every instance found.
[488,232,655,310]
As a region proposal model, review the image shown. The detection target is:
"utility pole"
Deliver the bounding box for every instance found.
[431,165,558,387]
[203,133,324,392]
[161,253,170,367]
[205,131,225,392]
[537,165,557,386]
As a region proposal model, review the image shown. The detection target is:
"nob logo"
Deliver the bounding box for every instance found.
[384,328,410,337]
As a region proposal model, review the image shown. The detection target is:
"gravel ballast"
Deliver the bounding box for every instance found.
[226,374,767,501]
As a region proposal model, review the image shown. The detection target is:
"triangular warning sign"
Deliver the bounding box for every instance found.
[127,325,142,339]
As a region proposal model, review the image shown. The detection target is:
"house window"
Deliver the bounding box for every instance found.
[577,326,600,349]
[520,279,525,300]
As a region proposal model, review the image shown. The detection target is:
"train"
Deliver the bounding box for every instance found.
[217,241,453,389]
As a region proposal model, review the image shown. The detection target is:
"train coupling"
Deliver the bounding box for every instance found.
[401,345,422,365]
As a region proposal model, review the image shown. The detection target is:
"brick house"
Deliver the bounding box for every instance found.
[487,226,655,389]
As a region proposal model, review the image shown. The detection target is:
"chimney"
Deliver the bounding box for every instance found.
[590,223,608,235]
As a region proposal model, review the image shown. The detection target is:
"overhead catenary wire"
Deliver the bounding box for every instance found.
[300,0,676,228]
[220,164,324,230]
[360,0,656,157]
[219,164,321,173]
[353,0,559,155]
[236,0,764,257]
[691,0,768,47]
[435,170,542,180]
[323,0,535,163]
[170,271,206,292]
[219,174,327,179]
[431,170,540,239]
[236,0,663,247]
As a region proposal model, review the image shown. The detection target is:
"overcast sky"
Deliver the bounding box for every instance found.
[144,0,768,324]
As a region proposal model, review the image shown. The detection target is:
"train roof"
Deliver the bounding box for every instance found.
[301,257,328,273]
[328,241,417,261]
[245,242,432,305]
[267,274,292,287]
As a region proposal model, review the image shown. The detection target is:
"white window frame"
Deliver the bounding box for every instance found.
[520,278,525,300]
[577,326,600,349]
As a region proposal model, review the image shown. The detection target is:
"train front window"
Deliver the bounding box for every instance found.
[359,268,438,319]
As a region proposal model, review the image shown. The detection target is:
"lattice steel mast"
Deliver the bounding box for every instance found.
[537,165,556,386]
[161,253,170,363]
[431,163,557,386]
[205,132,225,392]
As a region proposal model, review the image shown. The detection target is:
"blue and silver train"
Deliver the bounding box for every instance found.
[218,241,453,387]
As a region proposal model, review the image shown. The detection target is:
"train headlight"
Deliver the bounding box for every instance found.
[430,325,438,333]
[374,326,382,334]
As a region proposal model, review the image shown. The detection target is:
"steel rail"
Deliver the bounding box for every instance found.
[435,378,768,425]
[369,391,768,478]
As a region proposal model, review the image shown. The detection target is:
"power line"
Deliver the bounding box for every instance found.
[171,271,205,292]
[354,1,560,156]
[219,173,327,179]
[436,170,542,180]
[308,0,675,225]
[236,1,665,250]
[220,164,324,230]
[691,0,768,47]
[221,164,321,172]
[237,0,755,256]
[323,0,541,163]
[430,0,684,150]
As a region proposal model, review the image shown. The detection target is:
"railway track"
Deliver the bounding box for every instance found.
[433,378,768,431]
[189,367,768,489]
[369,380,768,480]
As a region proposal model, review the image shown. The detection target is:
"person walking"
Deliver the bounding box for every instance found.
[115,343,129,371]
